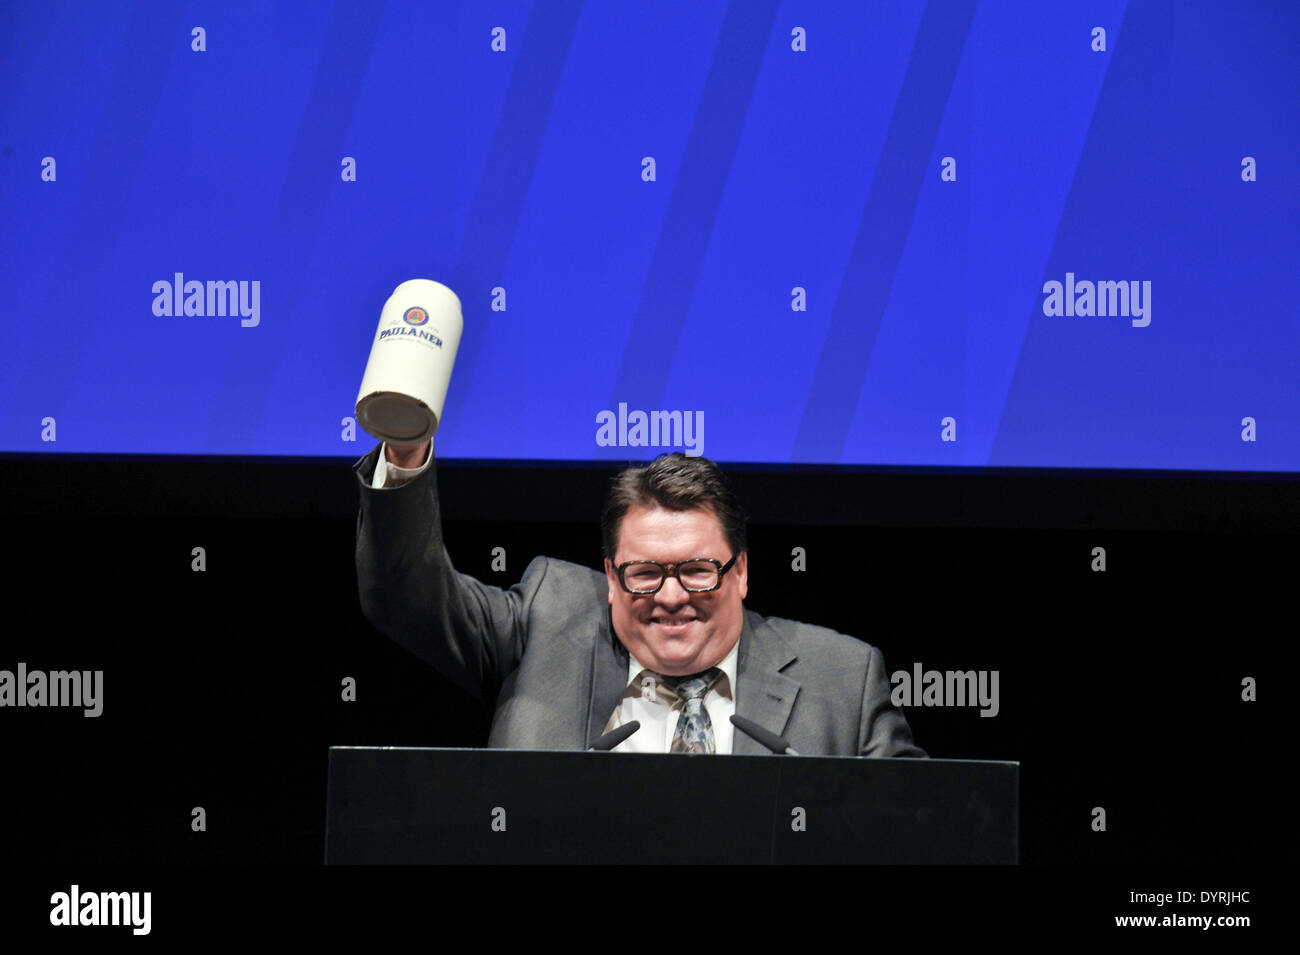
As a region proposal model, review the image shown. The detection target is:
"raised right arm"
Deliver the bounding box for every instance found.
[353,440,534,704]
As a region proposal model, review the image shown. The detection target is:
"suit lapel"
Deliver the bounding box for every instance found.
[733,610,800,755]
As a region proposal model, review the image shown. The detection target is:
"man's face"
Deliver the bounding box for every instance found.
[604,504,748,677]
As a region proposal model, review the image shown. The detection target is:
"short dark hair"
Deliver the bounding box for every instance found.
[601,453,749,563]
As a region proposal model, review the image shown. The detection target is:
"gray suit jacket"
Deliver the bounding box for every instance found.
[353,443,925,757]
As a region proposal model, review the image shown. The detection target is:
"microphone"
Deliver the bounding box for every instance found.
[730,715,799,755]
[587,720,641,751]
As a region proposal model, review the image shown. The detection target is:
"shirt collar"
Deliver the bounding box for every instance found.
[625,636,739,702]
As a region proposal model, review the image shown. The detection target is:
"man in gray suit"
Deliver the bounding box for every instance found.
[355,438,924,757]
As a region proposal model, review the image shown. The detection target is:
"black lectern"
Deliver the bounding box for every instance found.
[325,747,1018,864]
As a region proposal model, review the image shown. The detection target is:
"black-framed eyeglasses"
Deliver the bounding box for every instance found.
[614,555,739,594]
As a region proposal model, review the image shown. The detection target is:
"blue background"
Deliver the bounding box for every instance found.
[2,0,1296,469]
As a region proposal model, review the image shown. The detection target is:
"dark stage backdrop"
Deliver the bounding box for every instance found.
[3,451,1284,869]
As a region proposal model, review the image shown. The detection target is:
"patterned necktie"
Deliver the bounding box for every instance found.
[668,667,722,754]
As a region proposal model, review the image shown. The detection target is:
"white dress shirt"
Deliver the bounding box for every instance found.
[371,440,433,489]
[601,641,738,754]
